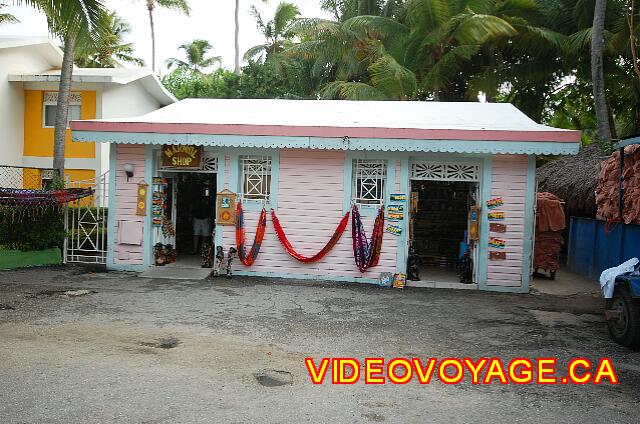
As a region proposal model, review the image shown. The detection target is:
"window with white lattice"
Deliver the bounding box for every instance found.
[240,155,272,201]
[43,91,82,128]
[352,159,387,205]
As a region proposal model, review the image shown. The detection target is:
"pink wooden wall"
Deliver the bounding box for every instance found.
[221,149,398,280]
[113,144,146,265]
[487,155,529,287]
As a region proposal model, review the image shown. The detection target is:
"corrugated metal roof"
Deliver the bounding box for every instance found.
[81,98,574,133]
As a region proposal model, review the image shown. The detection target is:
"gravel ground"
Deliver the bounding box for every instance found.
[0,266,638,424]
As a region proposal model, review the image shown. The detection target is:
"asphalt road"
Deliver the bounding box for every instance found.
[0,266,638,423]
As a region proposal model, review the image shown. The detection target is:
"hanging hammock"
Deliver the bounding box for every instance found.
[271,208,350,263]
[0,187,93,206]
[235,202,267,266]
[352,205,385,273]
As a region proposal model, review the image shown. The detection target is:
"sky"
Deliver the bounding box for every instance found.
[0,0,332,74]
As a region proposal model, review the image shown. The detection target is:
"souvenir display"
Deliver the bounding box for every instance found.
[271,209,350,263]
[392,273,406,289]
[488,211,505,221]
[136,182,148,216]
[352,205,385,273]
[407,245,420,281]
[226,247,237,278]
[378,272,394,287]
[201,240,213,268]
[385,224,402,236]
[486,197,504,209]
[489,237,506,249]
[390,193,407,202]
[213,246,225,277]
[489,223,507,233]
[489,251,507,260]
[235,202,267,266]
[459,250,473,284]
[216,189,237,225]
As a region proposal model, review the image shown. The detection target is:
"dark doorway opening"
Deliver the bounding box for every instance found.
[410,180,477,283]
[175,173,216,262]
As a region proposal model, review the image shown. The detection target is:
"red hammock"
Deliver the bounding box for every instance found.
[271,209,350,263]
[352,205,385,273]
[0,187,93,206]
[235,202,267,266]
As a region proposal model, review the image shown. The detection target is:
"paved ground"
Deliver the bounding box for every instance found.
[0,266,638,423]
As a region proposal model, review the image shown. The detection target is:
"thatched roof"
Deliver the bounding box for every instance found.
[536,143,605,218]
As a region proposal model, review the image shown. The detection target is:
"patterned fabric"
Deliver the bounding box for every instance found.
[352,205,385,273]
[0,188,93,206]
[271,209,350,263]
[235,202,267,266]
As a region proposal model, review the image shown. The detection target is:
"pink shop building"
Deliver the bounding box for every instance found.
[71,99,580,293]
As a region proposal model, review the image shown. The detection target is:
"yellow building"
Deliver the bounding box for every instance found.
[0,36,175,188]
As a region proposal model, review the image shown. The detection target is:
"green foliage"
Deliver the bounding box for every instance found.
[0,208,65,251]
[73,11,145,68]
[166,39,221,73]
[162,68,239,99]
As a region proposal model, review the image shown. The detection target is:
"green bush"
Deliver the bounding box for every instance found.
[0,207,66,251]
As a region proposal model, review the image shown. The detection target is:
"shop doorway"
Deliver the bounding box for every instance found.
[409,180,479,284]
[157,172,216,267]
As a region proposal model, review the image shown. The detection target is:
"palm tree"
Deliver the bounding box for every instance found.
[244,1,300,62]
[166,39,222,73]
[16,0,109,179]
[591,0,614,142]
[234,0,240,75]
[0,2,18,25]
[74,11,145,68]
[145,0,190,74]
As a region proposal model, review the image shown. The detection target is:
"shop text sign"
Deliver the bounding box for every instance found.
[161,145,202,168]
[304,357,618,385]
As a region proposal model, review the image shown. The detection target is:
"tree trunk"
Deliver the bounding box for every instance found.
[591,0,613,142]
[53,36,75,181]
[147,1,156,74]
[234,0,240,75]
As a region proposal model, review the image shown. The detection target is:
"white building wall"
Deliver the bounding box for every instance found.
[0,46,52,166]
[100,81,163,177]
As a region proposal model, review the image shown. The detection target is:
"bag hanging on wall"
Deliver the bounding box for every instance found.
[271,209,350,263]
[235,202,267,266]
[352,205,385,273]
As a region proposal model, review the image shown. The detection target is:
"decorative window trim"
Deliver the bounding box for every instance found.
[240,155,272,202]
[352,158,387,206]
[42,91,82,128]
[411,161,480,182]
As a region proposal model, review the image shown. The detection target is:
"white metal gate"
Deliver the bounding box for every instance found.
[64,172,109,264]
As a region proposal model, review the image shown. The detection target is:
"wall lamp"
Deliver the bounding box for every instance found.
[123,163,135,181]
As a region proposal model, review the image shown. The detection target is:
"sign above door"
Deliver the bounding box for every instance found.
[161,145,203,169]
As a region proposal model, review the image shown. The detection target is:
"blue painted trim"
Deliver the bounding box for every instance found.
[73,130,580,156]
[342,152,352,215]
[214,150,226,250]
[143,145,153,267]
[232,270,379,284]
[520,155,536,292]
[477,156,492,290]
[396,154,409,274]
[106,145,117,268]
